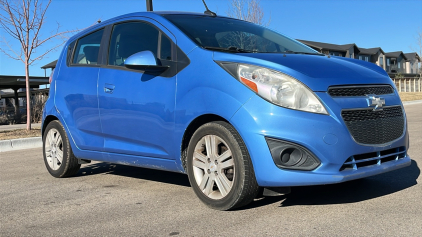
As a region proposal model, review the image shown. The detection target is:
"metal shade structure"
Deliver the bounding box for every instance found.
[0,75,49,111]
[0,75,49,90]
[40,60,58,69]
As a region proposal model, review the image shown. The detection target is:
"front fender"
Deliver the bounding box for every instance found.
[172,48,255,170]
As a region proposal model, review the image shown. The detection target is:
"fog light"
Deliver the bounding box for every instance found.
[265,137,320,171]
[280,148,303,166]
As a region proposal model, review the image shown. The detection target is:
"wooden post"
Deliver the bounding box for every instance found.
[399,79,401,92]
[414,79,416,92]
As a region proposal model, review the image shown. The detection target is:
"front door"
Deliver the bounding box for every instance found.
[98,20,177,159]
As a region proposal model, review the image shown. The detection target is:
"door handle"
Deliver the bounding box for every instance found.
[104,84,115,94]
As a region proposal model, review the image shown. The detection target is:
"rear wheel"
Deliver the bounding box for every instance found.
[186,121,259,210]
[43,120,80,178]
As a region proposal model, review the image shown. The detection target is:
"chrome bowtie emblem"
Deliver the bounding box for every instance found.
[366,94,385,111]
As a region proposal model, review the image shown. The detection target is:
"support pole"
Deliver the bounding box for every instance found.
[13,88,20,123]
[146,0,153,11]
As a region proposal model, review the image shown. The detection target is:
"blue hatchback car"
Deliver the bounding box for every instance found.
[42,12,411,210]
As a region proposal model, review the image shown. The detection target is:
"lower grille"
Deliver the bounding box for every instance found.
[340,147,406,171]
[341,106,404,144]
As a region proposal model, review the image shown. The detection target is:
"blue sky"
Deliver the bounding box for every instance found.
[1,0,421,77]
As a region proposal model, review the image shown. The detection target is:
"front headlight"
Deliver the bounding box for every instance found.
[237,64,328,114]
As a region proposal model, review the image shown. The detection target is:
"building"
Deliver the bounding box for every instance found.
[357,47,385,69]
[297,39,360,58]
[384,51,408,74]
[298,39,421,76]
[404,53,421,74]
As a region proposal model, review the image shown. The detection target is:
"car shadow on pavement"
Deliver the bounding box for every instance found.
[76,160,419,210]
[241,160,420,210]
[77,162,191,187]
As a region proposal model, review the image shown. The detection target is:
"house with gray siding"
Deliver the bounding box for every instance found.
[404,53,421,74]
[297,40,360,58]
[357,47,385,69]
[385,51,408,74]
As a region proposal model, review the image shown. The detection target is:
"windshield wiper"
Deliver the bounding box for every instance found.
[281,50,324,56]
[203,46,254,53]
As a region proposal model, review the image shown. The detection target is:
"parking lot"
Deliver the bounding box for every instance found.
[1,103,421,236]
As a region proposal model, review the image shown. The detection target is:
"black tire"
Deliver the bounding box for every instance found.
[186,121,259,210]
[43,120,80,178]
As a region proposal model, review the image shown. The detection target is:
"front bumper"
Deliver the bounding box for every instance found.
[230,93,411,187]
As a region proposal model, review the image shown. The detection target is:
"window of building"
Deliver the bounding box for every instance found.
[398,62,401,69]
[380,56,384,65]
[387,58,390,66]
[72,29,104,65]
[365,56,369,62]
[359,56,362,60]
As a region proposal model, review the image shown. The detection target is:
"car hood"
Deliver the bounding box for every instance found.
[213,52,392,91]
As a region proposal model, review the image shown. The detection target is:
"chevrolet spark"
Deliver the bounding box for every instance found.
[42,12,411,210]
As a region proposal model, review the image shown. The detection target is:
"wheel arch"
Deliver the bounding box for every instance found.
[42,115,59,137]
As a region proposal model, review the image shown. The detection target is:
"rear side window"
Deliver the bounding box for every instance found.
[72,29,104,65]
[108,21,171,66]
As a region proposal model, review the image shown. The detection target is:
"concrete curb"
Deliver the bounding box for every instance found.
[0,137,42,152]
[403,100,422,105]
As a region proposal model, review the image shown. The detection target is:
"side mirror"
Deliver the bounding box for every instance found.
[124,51,169,72]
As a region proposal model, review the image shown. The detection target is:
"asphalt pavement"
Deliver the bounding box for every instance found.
[0,103,421,236]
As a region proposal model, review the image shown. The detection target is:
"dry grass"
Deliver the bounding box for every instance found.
[0,128,41,140]
[399,92,422,101]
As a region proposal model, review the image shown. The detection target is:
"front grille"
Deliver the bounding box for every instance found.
[340,147,406,171]
[341,106,404,144]
[328,85,394,97]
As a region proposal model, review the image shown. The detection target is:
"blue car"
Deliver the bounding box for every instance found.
[42,12,411,210]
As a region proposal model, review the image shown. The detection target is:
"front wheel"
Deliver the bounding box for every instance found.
[186,121,259,210]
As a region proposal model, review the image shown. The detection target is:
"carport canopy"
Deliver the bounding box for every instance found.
[0,75,49,109]
[0,75,49,90]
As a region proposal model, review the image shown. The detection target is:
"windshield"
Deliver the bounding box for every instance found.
[162,14,319,54]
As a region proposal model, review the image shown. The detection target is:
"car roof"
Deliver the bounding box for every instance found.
[67,11,238,43]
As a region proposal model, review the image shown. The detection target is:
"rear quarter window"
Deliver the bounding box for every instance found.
[72,29,104,65]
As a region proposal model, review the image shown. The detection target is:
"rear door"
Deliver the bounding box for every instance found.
[98,18,177,159]
[55,28,105,151]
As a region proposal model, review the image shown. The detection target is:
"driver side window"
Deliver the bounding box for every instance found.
[108,21,172,67]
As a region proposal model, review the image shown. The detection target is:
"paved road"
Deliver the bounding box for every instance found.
[1,104,421,236]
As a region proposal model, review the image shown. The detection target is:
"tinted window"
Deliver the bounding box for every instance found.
[108,22,159,66]
[160,34,172,60]
[72,29,104,65]
[163,14,318,54]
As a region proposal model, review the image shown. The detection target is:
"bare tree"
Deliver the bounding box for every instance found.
[227,0,270,26]
[0,0,77,130]
[410,30,422,80]
[224,0,272,51]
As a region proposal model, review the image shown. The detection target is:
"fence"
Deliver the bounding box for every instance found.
[392,78,421,92]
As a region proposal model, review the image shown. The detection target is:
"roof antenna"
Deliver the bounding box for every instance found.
[201,0,217,16]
